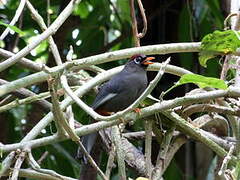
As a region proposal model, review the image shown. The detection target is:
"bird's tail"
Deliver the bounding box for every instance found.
[77,132,98,163]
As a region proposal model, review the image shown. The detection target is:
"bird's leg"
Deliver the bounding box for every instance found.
[132,108,141,115]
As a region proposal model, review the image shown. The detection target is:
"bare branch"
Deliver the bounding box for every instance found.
[112,126,126,180]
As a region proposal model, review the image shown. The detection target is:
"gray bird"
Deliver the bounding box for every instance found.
[79,54,155,162]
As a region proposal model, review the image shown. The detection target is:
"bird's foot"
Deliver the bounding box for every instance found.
[133,108,141,115]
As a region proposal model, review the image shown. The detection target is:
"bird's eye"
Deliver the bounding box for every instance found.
[134,57,141,64]
[136,57,142,62]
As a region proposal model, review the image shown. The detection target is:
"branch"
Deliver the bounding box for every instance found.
[10,149,27,180]
[0,0,81,72]
[60,75,108,180]
[112,126,126,180]
[218,144,235,177]
[26,0,62,66]
[2,87,240,153]
[152,126,176,179]
[105,146,116,179]
[0,48,42,71]
[145,119,153,177]
[182,104,240,117]
[63,58,170,122]
[0,42,199,97]
[0,79,51,112]
[162,111,238,165]
[4,169,78,180]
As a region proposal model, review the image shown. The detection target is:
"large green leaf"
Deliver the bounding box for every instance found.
[177,74,228,89]
[199,30,240,67]
[164,74,228,96]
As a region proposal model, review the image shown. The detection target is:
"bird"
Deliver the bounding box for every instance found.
[78,54,155,162]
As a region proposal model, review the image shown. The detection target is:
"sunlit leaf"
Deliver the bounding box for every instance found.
[178,74,228,89]
[74,1,90,18]
[232,161,240,180]
[0,21,25,36]
[199,30,240,67]
[163,74,228,97]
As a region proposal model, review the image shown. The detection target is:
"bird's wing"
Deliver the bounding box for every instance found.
[91,72,128,110]
[91,92,117,110]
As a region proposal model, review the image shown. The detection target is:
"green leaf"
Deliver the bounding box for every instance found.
[235,161,240,180]
[178,74,228,89]
[0,21,25,36]
[163,74,228,97]
[203,0,223,29]
[117,0,130,22]
[199,30,240,67]
[74,1,90,18]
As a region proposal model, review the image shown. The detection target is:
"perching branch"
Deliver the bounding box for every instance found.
[0,42,199,97]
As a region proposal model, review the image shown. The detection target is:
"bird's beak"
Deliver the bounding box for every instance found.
[143,57,155,65]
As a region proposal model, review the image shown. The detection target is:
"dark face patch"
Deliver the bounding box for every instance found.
[130,54,155,67]
[131,54,147,65]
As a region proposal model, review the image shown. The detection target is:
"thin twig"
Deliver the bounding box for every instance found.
[5,168,78,180]
[107,0,123,26]
[218,144,235,176]
[49,77,68,136]
[65,46,75,129]
[47,0,51,27]
[224,13,238,29]
[77,140,108,180]
[0,91,50,113]
[37,151,49,165]
[136,0,147,38]
[152,126,176,179]
[130,0,140,47]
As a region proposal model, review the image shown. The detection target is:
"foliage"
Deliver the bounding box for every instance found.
[199,30,240,67]
[0,0,238,180]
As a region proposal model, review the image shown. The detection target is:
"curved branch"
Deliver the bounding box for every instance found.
[0,42,199,97]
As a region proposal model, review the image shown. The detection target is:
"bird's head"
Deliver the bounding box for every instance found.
[130,54,155,68]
